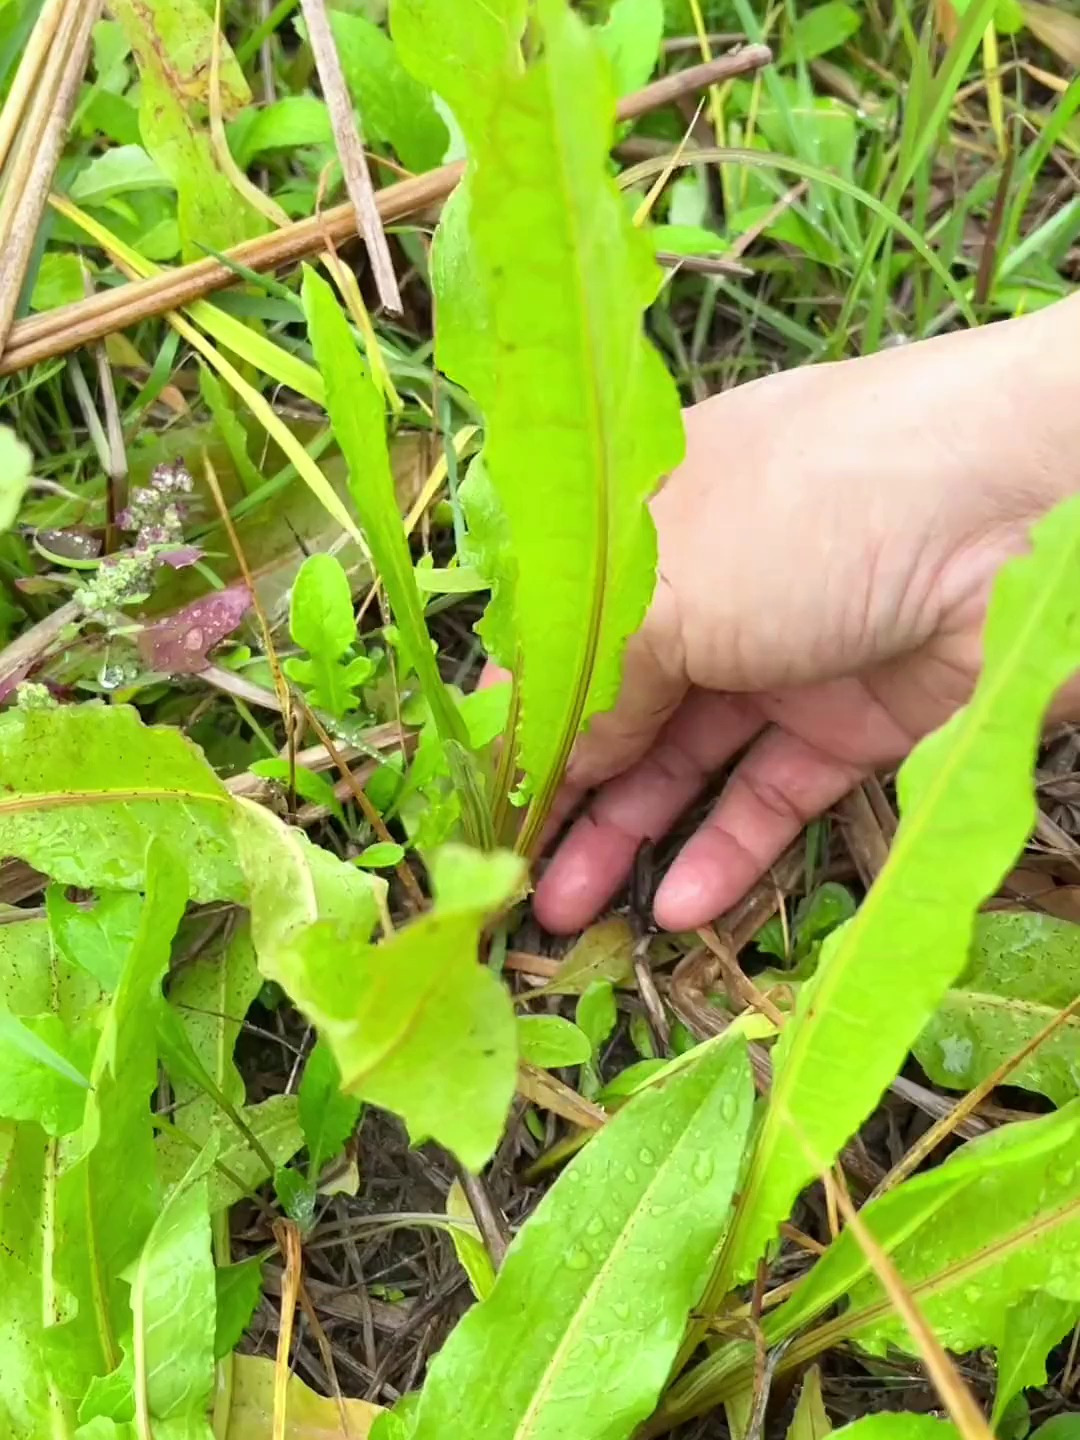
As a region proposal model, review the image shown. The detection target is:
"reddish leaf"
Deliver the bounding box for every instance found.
[138,584,252,674]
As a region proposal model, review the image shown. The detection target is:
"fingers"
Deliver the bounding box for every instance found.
[652,728,866,932]
[533,692,765,934]
[477,662,511,691]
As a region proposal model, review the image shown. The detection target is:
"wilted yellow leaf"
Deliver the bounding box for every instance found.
[1023,1,1080,67]
[226,1354,383,1438]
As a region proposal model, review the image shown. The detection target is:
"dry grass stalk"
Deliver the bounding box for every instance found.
[299,0,402,314]
[0,0,67,175]
[0,45,771,376]
[821,1166,997,1440]
[0,0,101,347]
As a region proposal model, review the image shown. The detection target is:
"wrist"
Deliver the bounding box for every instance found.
[1000,294,1080,514]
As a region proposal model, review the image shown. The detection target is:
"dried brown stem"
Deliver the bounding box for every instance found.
[0,44,771,375]
[0,0,100,347]
[299,0,401,313]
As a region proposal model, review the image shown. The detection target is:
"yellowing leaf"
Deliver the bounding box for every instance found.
[446,1179,497,1301]
[530,917,636,996]
[1023,3,1080,68]
[110,0,267,257]
[0,426,32,533]
[226,1354,383,1438]
[787,1367,832,1440]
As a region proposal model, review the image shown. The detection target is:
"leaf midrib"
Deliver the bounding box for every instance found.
[511,1062,742,1439]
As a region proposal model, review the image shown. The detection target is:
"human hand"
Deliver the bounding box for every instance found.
[525,297,1080,934]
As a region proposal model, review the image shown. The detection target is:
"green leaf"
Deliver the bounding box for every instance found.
[830,1422,956,1440]
[157,1094,304,1212]
[227,95,333,168]
[48,844,188,1397]
[459,453,517,667]
[786,1366,831,1440]
[576,979,618,1055]
[130,1166,216,1424]
[517,1015,593,1069]
[651,223,729,256]
[197,364,263,496]
[302,267,481,833]
[1031,1421,1080,1440]
[0,915,107,1432]
[446,1179,496,1301]
[266,844,524,1170]
[29,251,88,310]
[79,1345,136,1424]
[779,2,861,65]
[597,0,664,98]
[390,0,526,138]
[69,145,170,205]
[0,1126,66,1437]
[915,911,1080,1105]
[0,425,32,533]
[163,924,264,1166]
[715,494,1080,1287]
[0,704,245,902]
[300,1039,363,1178]
[393,0,685,845]
[329,10,449,171]
[214,1256,264,1361]
[355,841,406,869]
[993,1291,1080,1425]
[407,1033,754,1440]
[109,0,266,258]
[286,553,365,717]
[0,705,384,964]
[725,1104,1080,1429]
[529,918,636,997]
[839,1095,1080,1362]
[275,1163,317,1230]
[0,1009,91,1134]
[47,887,143,993]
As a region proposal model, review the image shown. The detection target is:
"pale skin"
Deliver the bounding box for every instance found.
[491,292,1080,935]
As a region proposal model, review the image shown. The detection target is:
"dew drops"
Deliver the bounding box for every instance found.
[564,1245,590,1271]
[98,661,128,691]
[638,1147,655,1165]
[657,1259,668,1272]
[720,1094,737,1122]
[692,1152,714,1184]
[585,1214,605,1237]
[612,1300,631,1322]
[623,1166,637,1184]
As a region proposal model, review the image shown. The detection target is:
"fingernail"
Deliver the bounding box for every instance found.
[653,870,710,932]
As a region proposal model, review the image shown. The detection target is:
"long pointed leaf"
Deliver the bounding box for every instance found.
[393,0,684,847]
[301,268,470,766]
[408,1033,753,1440]
[715,494,1080,1292]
